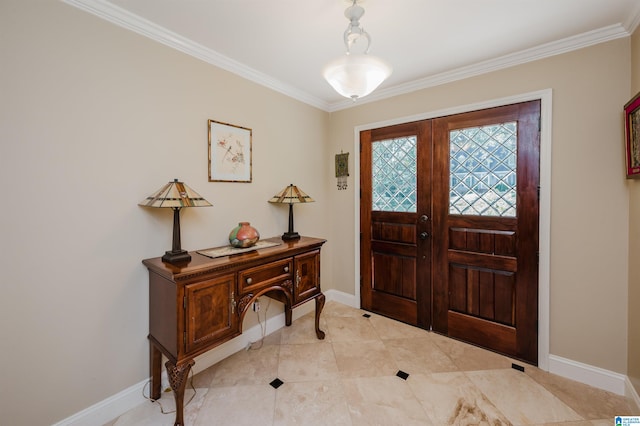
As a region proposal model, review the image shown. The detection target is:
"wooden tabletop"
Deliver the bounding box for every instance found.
[142,236,326,280]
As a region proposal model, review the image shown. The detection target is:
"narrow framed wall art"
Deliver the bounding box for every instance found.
[625,92,640,178]
[335,151,349,190]
[208,119,252,183]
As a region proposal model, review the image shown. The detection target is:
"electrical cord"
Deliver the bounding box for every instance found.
[247,297,271,351]
[142,369,196,415]
[142,297,271,415]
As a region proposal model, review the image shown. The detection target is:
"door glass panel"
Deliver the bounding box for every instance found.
[449,122,517,217]
[372,136,417,212]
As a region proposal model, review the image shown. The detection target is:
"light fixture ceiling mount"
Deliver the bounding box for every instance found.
[323,0,392,101]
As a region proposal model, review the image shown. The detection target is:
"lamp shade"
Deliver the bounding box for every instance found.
[268,184,314,204]
[323,53,392,101]
[139,179,212,208]
[139,179,212,264]
[268,184,313,240]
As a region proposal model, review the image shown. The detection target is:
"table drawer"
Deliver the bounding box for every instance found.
[238,258,292,294]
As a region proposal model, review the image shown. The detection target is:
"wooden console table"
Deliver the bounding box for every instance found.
[142,236,326,426]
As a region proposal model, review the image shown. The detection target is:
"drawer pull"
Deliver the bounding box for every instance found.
[246,277,253,285]
[284,266,289,273]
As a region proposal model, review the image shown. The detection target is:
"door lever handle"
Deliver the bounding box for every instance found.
[419,232,429,240]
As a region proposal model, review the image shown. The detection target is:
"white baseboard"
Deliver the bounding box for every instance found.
[190,298,315,376]
[54,290,351,425]
[57,291,636,425]
[327,291,639,410]
[548,354,628,396]
[626,376,640,411]
[324,288,358,308]
[193,290,356,375]
[51,378,149,426]
[548,356,640,410]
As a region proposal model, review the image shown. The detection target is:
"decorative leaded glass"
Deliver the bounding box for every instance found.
[372,136,417,212]
[449,122,517,217]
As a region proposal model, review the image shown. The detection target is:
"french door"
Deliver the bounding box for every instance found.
[360,100,540,363]
[360,121,433,328]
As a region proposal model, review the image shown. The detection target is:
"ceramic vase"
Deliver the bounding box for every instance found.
[229,222,260,248]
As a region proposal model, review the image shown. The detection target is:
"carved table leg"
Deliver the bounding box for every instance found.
[149,343,162,400]
[165,359,195,426]
[315,292,326,339]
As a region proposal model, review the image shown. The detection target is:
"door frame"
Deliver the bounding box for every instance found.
[351,89,552,371]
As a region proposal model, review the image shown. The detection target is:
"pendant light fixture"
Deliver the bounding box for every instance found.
[323,0,392,101]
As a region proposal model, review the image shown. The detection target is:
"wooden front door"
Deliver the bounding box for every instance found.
[360,100,540,364]
[432,101,540,364]
[360,121,432,328]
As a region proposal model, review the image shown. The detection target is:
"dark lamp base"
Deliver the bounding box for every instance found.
[162,250,191,264]
[282,232,300,241]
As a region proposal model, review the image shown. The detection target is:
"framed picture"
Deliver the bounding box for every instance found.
[208,119,252,183]
[625,92,640,178]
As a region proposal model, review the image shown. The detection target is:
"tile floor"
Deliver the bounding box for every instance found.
[109,302,639,425]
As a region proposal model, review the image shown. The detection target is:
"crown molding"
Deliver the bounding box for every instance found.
[61,0,331,111]
[63,0,633,113]
[329,23,631,111]
[624,1,640,34]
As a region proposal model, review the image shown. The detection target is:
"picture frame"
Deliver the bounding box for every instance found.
[625,92,640,178]
[208,119,252,183]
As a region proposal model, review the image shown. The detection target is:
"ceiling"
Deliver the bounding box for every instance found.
[67,0,640,111]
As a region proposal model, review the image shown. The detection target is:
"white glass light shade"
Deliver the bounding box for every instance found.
[323,53,392,100]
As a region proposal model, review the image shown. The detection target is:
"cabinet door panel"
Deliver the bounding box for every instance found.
[185,273,239,354]
[294,250,320,304]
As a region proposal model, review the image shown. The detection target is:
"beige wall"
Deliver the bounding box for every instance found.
[1,0,637,424]
[628,27,640,397]
[0,1,329,424]
[327,39,631,374]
